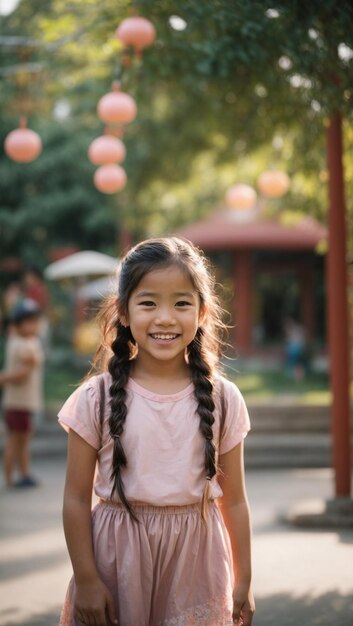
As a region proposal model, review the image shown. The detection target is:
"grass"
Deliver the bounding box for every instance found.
[224,367,331,405]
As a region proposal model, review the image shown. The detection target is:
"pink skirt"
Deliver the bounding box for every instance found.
[59,500,235,626]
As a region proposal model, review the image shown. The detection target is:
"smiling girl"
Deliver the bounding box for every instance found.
[58,237,255,626]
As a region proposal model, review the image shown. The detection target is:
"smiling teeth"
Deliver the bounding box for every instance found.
[151,334,178,340]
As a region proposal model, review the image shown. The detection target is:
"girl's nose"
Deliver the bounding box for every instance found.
[155,307,176,325]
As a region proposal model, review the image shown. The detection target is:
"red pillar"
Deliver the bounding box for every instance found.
[233,251,252,354]
[326,112,351,497]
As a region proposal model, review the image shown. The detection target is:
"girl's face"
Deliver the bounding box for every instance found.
[125,264,203,366]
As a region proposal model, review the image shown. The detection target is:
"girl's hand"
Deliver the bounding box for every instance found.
[75,578,118,626]
[232,584,255,626]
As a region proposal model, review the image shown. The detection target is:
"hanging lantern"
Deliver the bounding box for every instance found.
[116,16,156,52]
[257,171,290,198]
[225,184,257,210]
[4,117,42,163]
[88,135,126,165]
[97,82,137,125]
[94,164,127,194]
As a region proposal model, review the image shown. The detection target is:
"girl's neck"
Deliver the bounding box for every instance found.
[130,353,192,394]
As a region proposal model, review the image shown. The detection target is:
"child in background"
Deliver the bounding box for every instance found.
[59,237,255,626]
[22,264,51,352]
[283,317,306,381]
[0,299,44,488]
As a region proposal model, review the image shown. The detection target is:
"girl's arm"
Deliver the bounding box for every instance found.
[217,441,255,626]
[63,429,117,626]
[0,354,36,386]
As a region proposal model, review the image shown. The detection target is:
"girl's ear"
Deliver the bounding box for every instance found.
[120,314,129,328]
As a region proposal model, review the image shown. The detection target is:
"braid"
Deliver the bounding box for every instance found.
[187,327,216,520]
[107,321,138,522]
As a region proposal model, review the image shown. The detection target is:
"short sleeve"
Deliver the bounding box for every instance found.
[218,377,251,455]
[58,377,101,450]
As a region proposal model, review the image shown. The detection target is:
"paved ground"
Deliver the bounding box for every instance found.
[0,459,352,626]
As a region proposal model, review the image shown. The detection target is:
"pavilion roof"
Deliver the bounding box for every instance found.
[178,209,327,251]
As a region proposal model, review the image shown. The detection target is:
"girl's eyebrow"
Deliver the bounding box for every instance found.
[135,291,195,298]
[135,291,157,297]
[174,292,195,298]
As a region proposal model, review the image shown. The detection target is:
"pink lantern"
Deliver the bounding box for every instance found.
[4,117,42,163]
[116,16,156,52]
[97,82,137,125]
[94,164,127,194]
[257,171,290,198]
[225,184,257,209]
[88,135,126,165]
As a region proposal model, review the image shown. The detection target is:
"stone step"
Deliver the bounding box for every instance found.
[244,433,333,468]
[249,405,331,433]
[248,403,331,418]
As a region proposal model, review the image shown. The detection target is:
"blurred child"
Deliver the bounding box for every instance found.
[283,317,306,381]
[0,299,44,488]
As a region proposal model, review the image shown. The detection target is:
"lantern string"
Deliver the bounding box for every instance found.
[93,11,155,194]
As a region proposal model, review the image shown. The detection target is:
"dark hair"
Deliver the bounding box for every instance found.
[10,298,42,324]
[89,237,226,521]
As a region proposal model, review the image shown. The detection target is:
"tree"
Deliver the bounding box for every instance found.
[1,1,353,245]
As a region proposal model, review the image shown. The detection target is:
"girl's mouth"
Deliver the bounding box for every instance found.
[149,333,180,343]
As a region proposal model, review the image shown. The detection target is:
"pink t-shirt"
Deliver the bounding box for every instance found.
[58,372,250,506]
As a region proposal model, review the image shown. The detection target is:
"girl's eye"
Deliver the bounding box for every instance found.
[175,301,192,307]
[139,301,156,307]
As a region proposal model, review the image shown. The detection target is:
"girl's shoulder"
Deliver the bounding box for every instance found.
[60,372,110,416]
[79,371,112,393]
[77,372,112,408]
[214,374,251,454]
[58,372,112,450]
[213,373,245,404]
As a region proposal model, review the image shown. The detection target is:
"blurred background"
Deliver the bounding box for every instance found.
[0,1,352,625]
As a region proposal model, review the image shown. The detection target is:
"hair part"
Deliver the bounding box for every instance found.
[88,236,228,521]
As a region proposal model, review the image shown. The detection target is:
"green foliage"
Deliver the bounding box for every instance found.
[1,0,353,261]
[0,117,119,267]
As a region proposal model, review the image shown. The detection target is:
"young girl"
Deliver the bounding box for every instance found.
[59,237,255,626]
